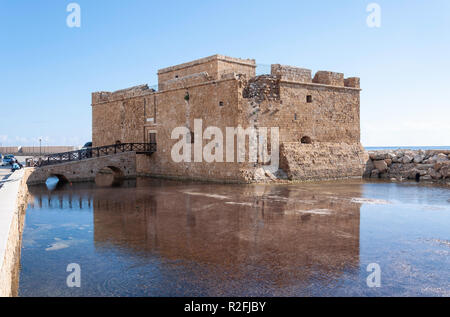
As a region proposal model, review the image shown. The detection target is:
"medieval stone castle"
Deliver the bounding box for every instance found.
[91,55,368,182]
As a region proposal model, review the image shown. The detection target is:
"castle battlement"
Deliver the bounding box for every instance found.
[92,84,154,104]
[157,54,256,91]
[92,55,360,105]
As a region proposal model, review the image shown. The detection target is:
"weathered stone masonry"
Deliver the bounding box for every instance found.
[91,54,366,182]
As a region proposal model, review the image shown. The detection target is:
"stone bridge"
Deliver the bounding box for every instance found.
[27,152,137,185]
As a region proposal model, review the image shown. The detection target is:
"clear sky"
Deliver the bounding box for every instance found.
[0,0,449,147]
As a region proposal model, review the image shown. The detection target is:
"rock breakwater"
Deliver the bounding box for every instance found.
[365,149,450,182]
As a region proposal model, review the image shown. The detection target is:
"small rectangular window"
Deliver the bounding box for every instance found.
[149,132,156,144]
[306,95,312,103]
[219,101,224,107]
[294,113,297,120]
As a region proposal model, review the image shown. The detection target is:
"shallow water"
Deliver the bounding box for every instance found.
[18,178,450,296]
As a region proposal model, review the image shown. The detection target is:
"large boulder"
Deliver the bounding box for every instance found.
[434,161,450,171]
[436,153,449,162]
[402,155,413,164]
[427,168,442,180]
[364,159,375,177]
[373,160,388,173]
[441,165,449,179]
[416,164,435,170]
[369,151,387,160]
[413,154,424,163]
[371,169,380,178]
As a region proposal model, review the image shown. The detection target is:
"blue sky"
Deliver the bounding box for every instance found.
[0,0,449,147]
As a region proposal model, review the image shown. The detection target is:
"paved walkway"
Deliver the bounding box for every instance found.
[0,167,12,189]
[0,157,31,189]
[0,168,26,296]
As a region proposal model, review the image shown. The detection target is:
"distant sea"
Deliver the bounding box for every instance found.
[364,146,450,151]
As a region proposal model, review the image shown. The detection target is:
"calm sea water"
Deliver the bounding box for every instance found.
[365,146,450,151]
[18,178,450,296]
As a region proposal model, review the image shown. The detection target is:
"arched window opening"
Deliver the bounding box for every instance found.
[301,136,312,144]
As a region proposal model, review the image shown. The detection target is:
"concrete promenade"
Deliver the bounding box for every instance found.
[0,168,11,189]
[0,168,31,296]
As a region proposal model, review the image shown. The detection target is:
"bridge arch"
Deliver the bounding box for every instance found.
[45,173,70,190]
[50,173,69,184]
[95,165,125,187]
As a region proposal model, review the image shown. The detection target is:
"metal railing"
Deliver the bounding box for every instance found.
[38,142,156,167]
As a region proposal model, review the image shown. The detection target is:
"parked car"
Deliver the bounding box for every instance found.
[2,154,15,166]
[82,142,92,158]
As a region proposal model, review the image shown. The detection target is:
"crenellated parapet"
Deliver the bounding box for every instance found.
[271,64,312,83]
[92,84,154,104]
[269,64,359,89]
[312,71,344,86]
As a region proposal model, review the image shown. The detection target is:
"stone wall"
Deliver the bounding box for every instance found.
[241,76,361,145]
[135,78,254,183]
[365,149,450,182]
[279,142,368,181]
[92,88,150,147]
[0,168,32,297]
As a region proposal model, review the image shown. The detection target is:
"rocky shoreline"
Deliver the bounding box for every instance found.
[365,149,450,183]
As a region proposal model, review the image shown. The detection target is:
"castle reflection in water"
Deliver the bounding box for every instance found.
[26,177,362,293]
